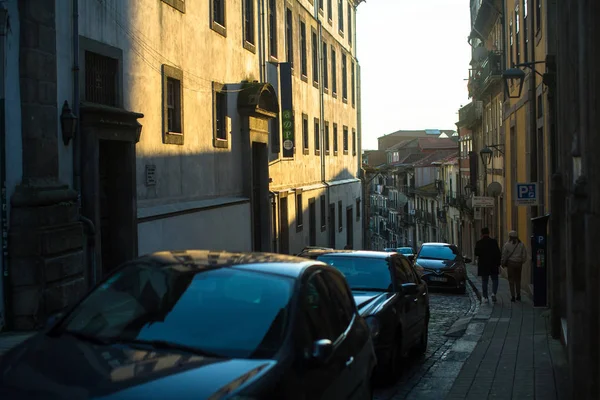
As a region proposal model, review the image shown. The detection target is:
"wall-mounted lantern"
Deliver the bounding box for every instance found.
[60,100,77,146]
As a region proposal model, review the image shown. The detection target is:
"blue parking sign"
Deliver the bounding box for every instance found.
[515,183,538,206]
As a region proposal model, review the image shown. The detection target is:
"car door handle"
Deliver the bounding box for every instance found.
[346,357,354,367]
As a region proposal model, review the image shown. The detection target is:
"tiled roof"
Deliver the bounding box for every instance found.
[385,138,417,152]
[417,137,458,150]
[379,129,455,138]
[413,150,457,167]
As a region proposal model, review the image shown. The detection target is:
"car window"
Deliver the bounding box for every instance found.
[322,271,356,328]
[400,258,419,283]
[301,273,346,342]
[392,257,411,285]
[59,263,294,359]
[317,255,392,291]
[398,248,413,255]
[418,245,458,261]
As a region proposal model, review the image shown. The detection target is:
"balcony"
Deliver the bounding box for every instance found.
[458,101,483,127]
[470,51,503,99]
[471,0,502,38]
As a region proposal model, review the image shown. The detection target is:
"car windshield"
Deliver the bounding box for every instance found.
[398,248,413,255]
[317,256,392,291]
[418,245,458,261]
[57,263,294,359]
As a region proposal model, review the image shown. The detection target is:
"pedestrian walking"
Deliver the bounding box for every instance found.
[501,230,528,302]
[474,227,502,303]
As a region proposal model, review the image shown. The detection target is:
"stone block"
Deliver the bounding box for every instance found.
[37,81,57,106]
[45,251,85,283]
[9,257,43,287]
[19,19,39,49]
[37,23,56,55]
[21,104,57,140]
[11,285,42,317]
[41,223,84,255]
[44,276,86,315]
[20,48,56,82]
[8,228,42,257]
[10,202,79,228]
[19,78,38,104]
[19,0,56,27]
[22,137,59,180]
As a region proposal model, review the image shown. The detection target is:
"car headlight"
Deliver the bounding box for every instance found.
[414,263,425,274]
[365,316,380,338]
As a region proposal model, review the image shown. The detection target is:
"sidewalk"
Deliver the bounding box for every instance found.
[446,265,570,400]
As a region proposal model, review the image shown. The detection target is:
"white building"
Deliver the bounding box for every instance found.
[0,0,365,331]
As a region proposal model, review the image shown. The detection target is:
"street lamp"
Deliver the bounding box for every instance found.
[480,146,494,166]
[60,100,77,146]
[503,60,548,98]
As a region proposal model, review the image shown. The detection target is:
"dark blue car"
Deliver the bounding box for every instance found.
[0,250,376,400]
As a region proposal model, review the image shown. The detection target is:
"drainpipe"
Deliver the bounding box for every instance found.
[72,0,96,286]
[258,0,266,82]
[0,7,8,330]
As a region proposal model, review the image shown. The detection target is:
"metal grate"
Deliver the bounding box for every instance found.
[85,51,118,107]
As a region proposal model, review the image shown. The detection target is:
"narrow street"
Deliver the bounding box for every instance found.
[375,286,479,400]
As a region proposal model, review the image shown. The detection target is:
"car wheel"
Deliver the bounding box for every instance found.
[457,285,467,294]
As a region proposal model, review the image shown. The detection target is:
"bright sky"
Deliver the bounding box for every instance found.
[356,0,472,150]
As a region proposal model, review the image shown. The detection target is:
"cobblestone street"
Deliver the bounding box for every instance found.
[375,285,479,400]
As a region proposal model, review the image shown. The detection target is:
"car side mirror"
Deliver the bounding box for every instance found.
[464,257,472,264]
[401,283,419,295]
[307,339,333,364]
[46,312,64,328]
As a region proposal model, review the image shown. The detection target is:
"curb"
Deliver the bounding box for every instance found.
[466,269,481,302]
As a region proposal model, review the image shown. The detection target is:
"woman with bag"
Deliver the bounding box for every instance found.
[501,231,528,302]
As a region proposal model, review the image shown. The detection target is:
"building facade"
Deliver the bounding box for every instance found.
[0,0,365,331]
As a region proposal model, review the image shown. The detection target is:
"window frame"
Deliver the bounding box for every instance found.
[212,82,228,148]
[352,128,356,156]
[161,0,185,13]
[243,0,256,53]
[324,121,330,154]
[300,19,308,80]
[210,0,226,36]
[341,53,348,102]
[302,113,309,154]
[296,189,304,232]
[333,123,339,155]
[338,200,343,232]
[285,8,294,68]
[331,46,337,97]
[162,64,184,145]
[343,125,349,154]
[268,0,278,59]
[314,117,320,155]
[320,195,327,232]
[311,27,319,87]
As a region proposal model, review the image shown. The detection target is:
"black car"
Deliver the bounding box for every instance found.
[414,243,471,294]
[313,251,429,383]
[0,250,376,400]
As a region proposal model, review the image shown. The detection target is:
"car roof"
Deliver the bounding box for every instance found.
[420,242,453,247]
[315,250,395,259]
[132,250,321,278]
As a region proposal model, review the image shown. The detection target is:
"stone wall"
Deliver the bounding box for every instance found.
[6,0,86,330]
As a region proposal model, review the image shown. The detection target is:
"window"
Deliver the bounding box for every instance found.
[356,197,361,220]
[243,0,256,51]
[417,244,458,261]
[213,83,228,147]
[210,0,226,36]
[515,4,521,64]
[296,190,303,232]
[162,64,184,145]
[301,273,345,342]
[393,257,416,285]
[286,9,293,67]
[322,271,355,326]
[341,53,348,100]
[314,118,320,155]
[300,21,308,78]
[351,61,355,106]
[320,195,327,231]
[347,2,352,45]
[333,123,338,155]
[331,46,337,95]
[343,125,349,153]
[338,200,343,232]
[322,42,329,90]
[312,29,319,85]
[161,0,185,13]
[318,255,392,291]
[268,0,277,58]
[84,51,120,107]
[327,0,333,22]
[352,128,356,156]
[319,0,324,13]
[535,0,541,32]
[324,121,330,154]
[509,17,514,67]
[337,0,344,33]
[302,113,309,154]
[523,0,528,62]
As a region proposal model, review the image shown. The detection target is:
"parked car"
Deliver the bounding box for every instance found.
[383,247,416,262]
[309,250,429,383]
[296,246,335,259]
[414,243,471,294]
[0,250,376,400]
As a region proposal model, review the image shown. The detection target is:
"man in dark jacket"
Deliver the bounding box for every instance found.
[474,227,502,303]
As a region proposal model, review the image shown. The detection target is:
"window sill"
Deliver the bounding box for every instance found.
[269,55,278,63]
[343,150,348,155]
[164,131,184,145]
[244,41,257,54]
[343,97,348,104]
[325,150,330,155]
[296,225,304,233]
[334,150,338,156]
[303,148,310,155]
[339,30,344,38]
[211,22,226,37]
[301,74,308,83]
[324,87,329,95]
[315,149,321,156]
[332,92,338,99]
[161,0,185,13]
[213,138,228,148]
[321,225,326,232]
[313,80,319,89]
